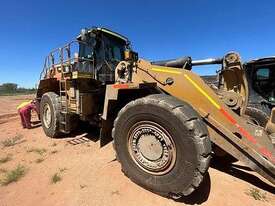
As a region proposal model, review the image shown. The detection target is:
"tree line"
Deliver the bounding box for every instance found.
[0,83,36,95]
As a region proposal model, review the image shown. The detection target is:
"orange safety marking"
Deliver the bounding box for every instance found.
[236,124,257,144]
[260,147,272,159]
[220,108,237,125]
[112,84,129,89]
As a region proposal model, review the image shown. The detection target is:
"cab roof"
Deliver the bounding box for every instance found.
[245,56,275,65]
[77,27,129,42]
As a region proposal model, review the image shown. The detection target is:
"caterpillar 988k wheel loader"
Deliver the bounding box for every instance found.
[36,27,275,199]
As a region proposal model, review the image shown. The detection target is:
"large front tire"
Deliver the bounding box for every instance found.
[40,92,61,138]
[112,94,212,198]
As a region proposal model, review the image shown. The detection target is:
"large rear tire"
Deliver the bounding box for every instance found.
[112,94,212,198]
[40,92,61,138]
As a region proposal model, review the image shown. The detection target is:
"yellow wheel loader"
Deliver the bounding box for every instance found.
[36,27,274,199]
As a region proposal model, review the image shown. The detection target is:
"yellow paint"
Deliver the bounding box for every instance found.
[151,67,182,74]
[184,74,221,109]
[72,71,93,79]
[17,100,32,110]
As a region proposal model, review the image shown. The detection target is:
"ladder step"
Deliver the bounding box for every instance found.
[60,121,66,125]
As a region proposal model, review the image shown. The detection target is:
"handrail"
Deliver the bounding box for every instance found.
[39,40,94,80]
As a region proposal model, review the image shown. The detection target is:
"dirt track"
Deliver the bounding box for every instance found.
[0,95,274,206]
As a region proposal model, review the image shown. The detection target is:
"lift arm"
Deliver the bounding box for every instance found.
[130,59,275,184]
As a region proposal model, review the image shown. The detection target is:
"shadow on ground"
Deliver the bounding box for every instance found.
[211,161,275,194]
[66,122,101,145]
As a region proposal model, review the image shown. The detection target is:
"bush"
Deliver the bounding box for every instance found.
[0,165,26,185]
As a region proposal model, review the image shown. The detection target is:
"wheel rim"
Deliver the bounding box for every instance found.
[43,103,52,128]
[128,121,176,175]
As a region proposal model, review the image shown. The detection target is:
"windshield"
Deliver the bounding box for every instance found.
[79,37,96,59]
[102,34,126,62]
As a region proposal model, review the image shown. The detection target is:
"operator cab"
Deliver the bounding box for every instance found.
[40,27,138,84]
[76,27,134,83]
[245,57,275,104]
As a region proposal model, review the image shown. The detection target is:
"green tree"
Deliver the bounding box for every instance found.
[0,83,18,92]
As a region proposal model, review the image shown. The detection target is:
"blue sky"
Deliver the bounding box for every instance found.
[0,0,274,88]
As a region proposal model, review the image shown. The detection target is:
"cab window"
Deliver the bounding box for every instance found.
[253,66,275,102]
[79,38,96,59]
[256,68,270,80]
[102,34,125,62]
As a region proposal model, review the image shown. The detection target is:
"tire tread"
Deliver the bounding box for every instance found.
[113,94,212,198]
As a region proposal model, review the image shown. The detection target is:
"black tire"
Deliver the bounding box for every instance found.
[244,107,269,127]
[112,94,212,198]
[40,92,61,138]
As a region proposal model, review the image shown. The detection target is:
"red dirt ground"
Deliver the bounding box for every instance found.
[0,95,274,206]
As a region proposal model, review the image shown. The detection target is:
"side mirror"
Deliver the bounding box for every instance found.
[124,50,138,62]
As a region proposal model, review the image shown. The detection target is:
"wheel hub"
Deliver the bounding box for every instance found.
[138,134,163,161]
[128,121,176,175]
